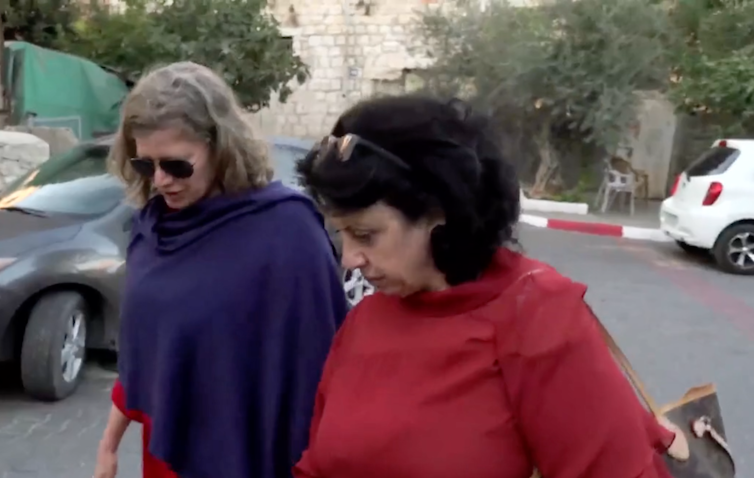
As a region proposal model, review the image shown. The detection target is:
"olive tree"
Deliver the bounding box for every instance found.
[57,0,308,110]
[2,0,80,47]
[417,0,675,196]
[669,0,754,134]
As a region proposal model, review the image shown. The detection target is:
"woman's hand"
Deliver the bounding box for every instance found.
[93,446,118,478]
[658,415,690,461]
[93,404,131,478]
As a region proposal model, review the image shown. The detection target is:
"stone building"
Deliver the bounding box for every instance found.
[0,131,50,190]
[253,0,439,138]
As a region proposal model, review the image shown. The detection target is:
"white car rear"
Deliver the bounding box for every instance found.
[660,139,754,275]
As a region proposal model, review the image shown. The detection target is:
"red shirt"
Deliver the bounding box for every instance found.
[294,249,674,478]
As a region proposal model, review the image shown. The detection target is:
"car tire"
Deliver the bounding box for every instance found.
[20,291,89,401]
[675,241,709,256]
[713,224,754,275]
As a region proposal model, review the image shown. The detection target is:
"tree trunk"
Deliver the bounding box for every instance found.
[530,121,563,198]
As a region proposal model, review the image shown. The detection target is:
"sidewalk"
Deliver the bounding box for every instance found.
[520,199,672,242]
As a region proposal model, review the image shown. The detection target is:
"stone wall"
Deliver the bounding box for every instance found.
[619,91,677,199]
[0,131,50,190]
[5,126,79,156]
[252,0,436,138]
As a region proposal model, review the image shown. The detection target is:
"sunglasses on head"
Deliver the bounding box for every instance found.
[314,134,410,171]
[130,157,195,179]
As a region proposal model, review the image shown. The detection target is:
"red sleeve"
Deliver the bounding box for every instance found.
[496,271,674,478]
[293,307,354,478]
[111,379,141,422]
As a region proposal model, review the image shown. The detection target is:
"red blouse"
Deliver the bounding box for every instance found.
[294,249,674,478]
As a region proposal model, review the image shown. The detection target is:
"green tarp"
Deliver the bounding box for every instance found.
[3,41,129,140]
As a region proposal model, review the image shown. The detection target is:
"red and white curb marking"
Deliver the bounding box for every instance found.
[520,213,673,242]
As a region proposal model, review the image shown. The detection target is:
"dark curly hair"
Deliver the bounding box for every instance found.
[296,94,520,286]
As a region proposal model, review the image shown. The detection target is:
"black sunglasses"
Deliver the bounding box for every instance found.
[130,157,195,179]
[314,134,410,170]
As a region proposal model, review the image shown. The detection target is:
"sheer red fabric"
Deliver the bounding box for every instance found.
[111,380,178,478]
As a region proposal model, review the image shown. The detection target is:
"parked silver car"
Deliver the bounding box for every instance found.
[0,136,373,401]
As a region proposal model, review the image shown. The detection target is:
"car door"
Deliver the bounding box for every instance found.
[95,202,136,350]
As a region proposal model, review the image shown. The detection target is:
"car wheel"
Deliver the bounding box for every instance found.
[713,224,754,275]
[342,269,375,307]
[675,241,709,256]
[20,291,88,401]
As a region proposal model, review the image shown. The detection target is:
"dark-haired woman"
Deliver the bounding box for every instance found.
[292,95,680,478]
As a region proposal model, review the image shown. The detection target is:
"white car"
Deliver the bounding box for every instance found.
[660,139,754,275]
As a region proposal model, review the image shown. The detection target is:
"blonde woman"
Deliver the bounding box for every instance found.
[93,62,347,478]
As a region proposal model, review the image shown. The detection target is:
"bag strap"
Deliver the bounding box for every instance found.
[588,306,661,417]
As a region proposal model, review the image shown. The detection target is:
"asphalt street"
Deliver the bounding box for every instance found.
[1,224,752,478]
[0,365,141,478]
[522,226,754,476]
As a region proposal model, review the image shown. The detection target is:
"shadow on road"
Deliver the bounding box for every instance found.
[0,363,23,396]
[660,243,719,267]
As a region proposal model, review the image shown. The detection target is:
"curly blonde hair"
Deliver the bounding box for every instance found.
[109,61,273,206]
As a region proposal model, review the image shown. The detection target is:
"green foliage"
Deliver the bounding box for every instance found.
[3,0,81,48]
[669,0,754,133]
[549,177,592,204]
[56,0,308,110]
[417,0,675,153]
[672,48,754,129]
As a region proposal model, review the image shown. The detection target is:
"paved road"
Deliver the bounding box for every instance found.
[1,225,752,477]
[0,366,141,478]
[522,226,754,476]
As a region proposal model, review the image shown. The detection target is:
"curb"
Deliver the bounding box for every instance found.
[520,213,673,243]
[520,192,589,215]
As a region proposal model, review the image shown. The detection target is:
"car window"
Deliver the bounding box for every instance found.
[686,147,740,177]
[271,144,306,190]
[0,140,307,217]
[0,144,124,216]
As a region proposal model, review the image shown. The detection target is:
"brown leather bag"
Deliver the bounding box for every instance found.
[531,311,736,478]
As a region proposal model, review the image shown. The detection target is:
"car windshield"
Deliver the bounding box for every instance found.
[0,141,308,217]
[0,144,124,217]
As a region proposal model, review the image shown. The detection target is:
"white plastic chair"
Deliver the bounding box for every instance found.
[596,158,638,215]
